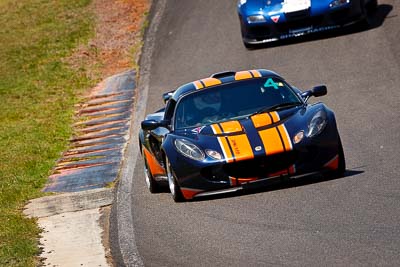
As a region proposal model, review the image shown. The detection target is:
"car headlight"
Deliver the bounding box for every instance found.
[329,0,350,9]
[174,139,205,161]
[247,15,266,23]
[307,110,327,137]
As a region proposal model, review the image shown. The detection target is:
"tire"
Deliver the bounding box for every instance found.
[357,16,372,30]
[166,157,184,202]
[359,0,377,29]
[336,136,346,176]
[240,24,256,49]
[244,41,254,49]
[327,136,346,178]
[355,1,369,30]
[143,154,159,193]
[366,0,378,13]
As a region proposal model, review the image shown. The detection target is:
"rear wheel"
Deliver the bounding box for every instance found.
[166,157,184,202]
[143,154,159,193]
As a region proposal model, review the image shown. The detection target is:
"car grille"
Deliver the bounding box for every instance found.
[276,15,324,32]
[222,151,298,178]
[285,9,310,21]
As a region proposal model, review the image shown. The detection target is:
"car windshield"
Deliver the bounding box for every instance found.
[174,77,302,129]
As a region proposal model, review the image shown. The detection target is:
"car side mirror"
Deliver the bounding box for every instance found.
[141,119,170,131]
[301,85,327,102]
[162,91,174,104]
[141,120,161,131]
[311,85,327,97]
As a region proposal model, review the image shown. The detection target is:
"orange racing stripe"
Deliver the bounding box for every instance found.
[212,122,254,162]
[270,111,280,123]
[219,121,242,133]
[251,111,280,128]
[220,137,234,163]
[211,123,222,135]
[251,113,273,128]
[258,127,285,155]
[277,124,293,151]
[250,70,261,77]
[226,134,254,161]
[219,121,254,161]
[193,80,204,89]
[201,77,222,87]
[251,112,292,155]
[234,71,253,80]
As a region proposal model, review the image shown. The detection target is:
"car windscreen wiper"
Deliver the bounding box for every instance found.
[253,102,302,115]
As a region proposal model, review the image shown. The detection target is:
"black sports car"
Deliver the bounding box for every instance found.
[139,69,345,202]
[237,0,378,48]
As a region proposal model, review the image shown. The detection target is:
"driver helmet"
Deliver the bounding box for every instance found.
[193,91,221,113]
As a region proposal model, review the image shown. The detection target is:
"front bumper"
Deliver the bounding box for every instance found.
[241,4,365,44]
[171,133,340,200]
[193,170,321,198]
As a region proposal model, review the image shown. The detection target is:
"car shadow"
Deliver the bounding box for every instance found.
[191,168,365,202]
[250,4,393,50]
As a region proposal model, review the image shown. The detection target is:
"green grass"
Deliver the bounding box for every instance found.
[0,0,95,265]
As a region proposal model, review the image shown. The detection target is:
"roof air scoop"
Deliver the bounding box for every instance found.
[211,71,236,79]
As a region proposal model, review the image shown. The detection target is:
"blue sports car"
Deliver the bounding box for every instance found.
[237,0,377,48]
[139,69,345,202]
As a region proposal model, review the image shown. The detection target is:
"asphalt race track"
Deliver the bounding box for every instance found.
[114,0,400,265]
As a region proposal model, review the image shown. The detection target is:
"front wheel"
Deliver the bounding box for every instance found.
[358,0,377,29]
[243,40,256,50]
[166,157,184,202]
[336,136,346,176]
[326,136,346,178]
[366,0,378,13]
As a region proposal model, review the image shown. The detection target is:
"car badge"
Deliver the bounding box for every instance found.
[271,15,280,23]
[255,146,262,151]
[192,126,205,134]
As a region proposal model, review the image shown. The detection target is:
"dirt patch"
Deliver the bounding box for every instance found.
[68,0,149,80]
